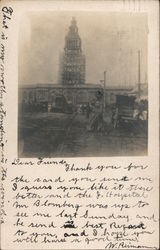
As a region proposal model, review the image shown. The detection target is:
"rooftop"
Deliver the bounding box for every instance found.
[20,83,133,90]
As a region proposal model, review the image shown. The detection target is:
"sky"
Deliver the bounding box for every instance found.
[19,11,148,87]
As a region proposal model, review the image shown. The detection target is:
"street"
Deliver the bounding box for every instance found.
[18,112,148,157]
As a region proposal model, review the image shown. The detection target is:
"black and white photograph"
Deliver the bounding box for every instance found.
[1,1,159,249]
[18,12,148,157]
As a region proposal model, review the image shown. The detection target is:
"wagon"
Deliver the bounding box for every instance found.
[113,94,138,128]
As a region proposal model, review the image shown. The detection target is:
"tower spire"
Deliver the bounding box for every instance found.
[64,17,81,52]
[59,18,85,85]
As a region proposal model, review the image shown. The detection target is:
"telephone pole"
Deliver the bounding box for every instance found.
[138,50,141,99]
[103,70,106,112]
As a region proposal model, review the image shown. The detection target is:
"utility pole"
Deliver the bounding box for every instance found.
[103,70,106,113]
[138,50,141,99]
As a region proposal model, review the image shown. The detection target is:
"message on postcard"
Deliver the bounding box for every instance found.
[0,0,159,249]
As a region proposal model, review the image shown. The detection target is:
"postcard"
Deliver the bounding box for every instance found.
[0,0,159,249]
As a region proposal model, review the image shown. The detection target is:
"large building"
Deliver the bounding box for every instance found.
[19,83,133,106]
[19,17,134,107]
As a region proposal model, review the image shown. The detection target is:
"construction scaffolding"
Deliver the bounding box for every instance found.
[59,17,85,85]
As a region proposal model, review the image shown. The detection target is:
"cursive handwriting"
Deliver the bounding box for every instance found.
[10,165,158,249]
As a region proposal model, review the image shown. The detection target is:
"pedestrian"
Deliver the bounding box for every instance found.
[86,103,91,119]
[48,103,51,112]
[113,107,118,128]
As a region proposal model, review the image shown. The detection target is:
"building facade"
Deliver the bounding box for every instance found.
[19,83,133,106]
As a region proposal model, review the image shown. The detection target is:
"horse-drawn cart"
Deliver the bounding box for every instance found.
[113,94,138,128]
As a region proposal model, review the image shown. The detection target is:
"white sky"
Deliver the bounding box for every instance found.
[19,11,148,87]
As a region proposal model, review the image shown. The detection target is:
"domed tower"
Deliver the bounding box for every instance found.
[59,17,85,85]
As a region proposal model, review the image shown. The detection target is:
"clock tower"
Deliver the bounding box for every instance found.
[59,17,85,85]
